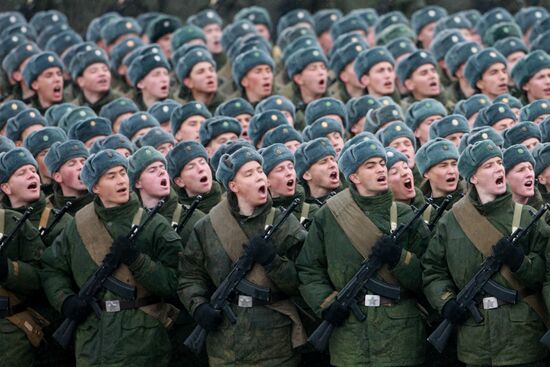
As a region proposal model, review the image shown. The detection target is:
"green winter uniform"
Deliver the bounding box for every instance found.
[422,188,549,366]
[0,209,46,367]
[1,192,72,246]
[272,184,319,227]
[46,184,95,216]
[175,181,222,214]
[40,194,183,367]
[178,193,307,366]
[327,81,353,105]
[71,89,123,115]
[297,187,431,366]
[173,88,226,115]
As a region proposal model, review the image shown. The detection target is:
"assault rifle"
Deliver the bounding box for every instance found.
[308,202,430,352]
[173,195,202,233]
[0,207,34,253]
[39,202,72,240]
[428,203,549,353]
[184,198,301,355]
[53,200,164,349]
[426,195,452,231]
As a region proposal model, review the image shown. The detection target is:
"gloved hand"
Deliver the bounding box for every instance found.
[244,235,276,266]
[441,298,468,325]
[194,303,223,331]
[492,237,524,272]
[0,253,8,282]
[111,236,140,266]
[61,295,92,323]
[322,300,349,326]
[371,234,402,268]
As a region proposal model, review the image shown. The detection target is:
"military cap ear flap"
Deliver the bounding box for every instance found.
[222,154,234,169]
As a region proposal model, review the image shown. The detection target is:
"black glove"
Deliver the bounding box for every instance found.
[244,235,276,266]
[0,254,8,282]
[194,303,223,331]
[61,295,92,323]
[111,236,140,266]
[371,235,402,268]
[492,237,524,272]
[441,298,468,325]
[322,300,349,326]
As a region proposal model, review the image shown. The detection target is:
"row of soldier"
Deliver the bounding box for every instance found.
[2,4,550,367]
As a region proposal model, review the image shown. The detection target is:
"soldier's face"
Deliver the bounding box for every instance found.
[135,161,170,200]
[53,157,87,197]
[538,165,550,191]
[294,62,328,97]
[235,114,252,141]
[361,62,395,97]
[267,160,296,198]
[303,155,339,193]
[77,62,111,94]
[156,142,174,156]
[156,33,172,60]
[36,149,51,181]
[32,67,64,105]
[203,24,222,54]
[387,160,415,201]
[415,115,442,147]
[417,22,436,49]
[241,65,273,103]
[326,132,344,158]
[506,161,534,201]
[184,61,218,94]
[255,24,271,41]
[116,148,132,158]
[92,166,130,208]
[207,132,239,157]
[229,161,268,208]
[174,156,212,197]
[350,157,388,197]
[175,115,206,142]
[281,111,295,127]
[424,159,459,198]
[284,140,301,154]
[138,67,170,100]
[1,164,41,208]
[113,112,133,133]
[405,64,440,98]
[389,137,415,168]
[506,51,525,75]
[476,63,508,100]
[522,137,540,151]
[491,118,514,132]
[470,157,506,200]
[523,68,550,102]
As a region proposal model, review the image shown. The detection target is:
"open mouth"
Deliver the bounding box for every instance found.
[429,81,438,88]
[329,171,338,180]
[160,85,168,92]
[498,84,507,90]
[199,175,208,183]
[117,187,128,194]
[525,180,533,188]
[318,79,326,87]
[446,177,457,183]
[258,185,266,195]
[495,176,504,185]
[160,178,168,187]
[286,179,294,188]
[27,182,38,190]
[384,81,392,88]
[403,178,412,190]
[377,175,387,184]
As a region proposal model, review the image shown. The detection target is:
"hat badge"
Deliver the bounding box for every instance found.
[154,55,161,62]
[207,11,214,18]
[9,16,16,23]
[163,20,170,27]
[52,14,59,21]
[356,45,362,52]
[80,111,86,116]
[275,147,282,155]
[502,98,509,103]
[43,135,49,142]
[454,16,461,23]
[126,22,133,29]
[72,144,79,150]
[235,102,242,108]
[395,125,402,131]
[18,151,25,157]
[297,12,305,19]
[95,49,102,56]
[498,106,505,113]
[223,121,229,127]
[425,102,431,108]
[452,119,459,126]
[471,47,478,53]
[330,14,338,21]
[382,99,389,106]
[387,151,394,157]
[195,103,201,109]
[391,15,398,21]
[518,148,524,154]
[271,114,278,121]
[90,120,96,127]
[48,55,55,63]
[392,110,399,117]
[11,36,18,42]
[321,121,328,128]
[536,11,542,18]
[26,44,33,51]
[503,27,509,33]
[487,143,494,150]
[325,101,332,107]
[10,103,18,111]
[249,14,256,21]
[29,111,36,118]
[313,50,320,56]
[480,99,487,105]
[428,10,436,17]
[370,144,377,150]
[283,128,289,133]
[420,51,427,58]
[242,23,250,30]
[451,36,459,43]
[21,27,27,33]
[443,144,449,150]
[162,106,169,113]
[489,52,497,58]
[254,51,260,57]
[367,99,374,105]
[521,126,527,131]
[481,132,489,139]
[542,103,548,109]
[496,13,503,20]
[127,40,135,47]
[140,114,148,121]
[107,151,113,157]
[145,148,152,155]
[351,37,358,43]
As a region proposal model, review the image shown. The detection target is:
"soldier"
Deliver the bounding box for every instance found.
[455,94,491,128]
[260,143,318,224]
[127,51,171,110]
[99,97,139,133]
[68,117,113,148]
[44,139,94,215]
[147,99,180,133]
[464,48,509,101]
[232,49,275,106]
[532,143,550,203]
[473,102,517,133]
[385,146,424,207]
[296,139,431,366]
[256,95,296,128]
[41,149,182,367]
[511,50,550,104]
[0,150,48,367]
[247,110,288,149]
[430,30,466,89]
[328,39,367,104]
[146,15,181,61]
[174,46,224,113]
[200,116,242,157]
[416,137,463,210]
[423,139,549,366]
[312,9,342,54]
[307,118,345,158]
[304,97,348,130]
[70,48,122,114]
[503,144,542,209]
[166,140,222,214]
[295,138,341,205]
[119,111,160,143]
[178,146,307,366]
[345,95,381,137]
[138,127,175,156]
[215,98,254,142]
[263,125,303,153]
[1,41,40,103]
[22,51,65,114]
[520,100,550,125]
[171,101,211,143]
[110,37,145,95]
[90,134,135,158]
[404,98,447,147]
[411,6,447,49]
[99,17,141,54]
[7,107,46,147]
[444,41,481,109]
[23,127,67,196]
[284,46,329,131]
[235,7,273,42]
[187,9,225,72]
[503,121,541,151]
[0,100,26,136]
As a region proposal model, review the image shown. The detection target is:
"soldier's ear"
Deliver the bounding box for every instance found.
[0,182,11,196]
[360,74,369,88]
[228,180,238,194]
[349,173,360,185]
[52,171,63,184]
[92,183,100,195]
[403,78,414,92]
[469,174,478,185]
[134,179,142,190]
[183,77,193,89]
[31,80,39,92]
[76,76,85,89]
[302,170,312,182]
[173,175,185,188]
[292,73,302,86]
[136,80,144,91]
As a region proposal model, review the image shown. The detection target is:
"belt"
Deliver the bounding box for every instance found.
[229,292,288,308]
[0,296,27,317]
[99,296,160,313]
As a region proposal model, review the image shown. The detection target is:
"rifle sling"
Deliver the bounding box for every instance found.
[452,196,549,328]
[326,188,399,285]
[209,198,306,348]
[75,202,178,328]
[0,209,49,347]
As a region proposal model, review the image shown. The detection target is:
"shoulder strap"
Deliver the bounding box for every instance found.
[38,207,51,232]
[452,197,549,327]
[171,203,183,228]
[300,203,310,224]
[0,209,5,236]
[209,199,306,348]
[326,189,398,284]
[423,205,433,225]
